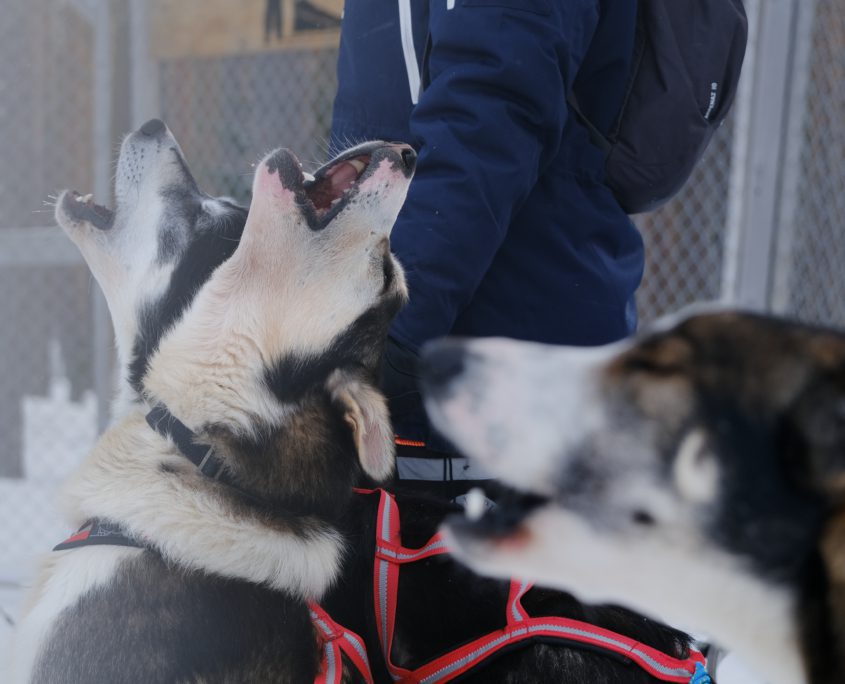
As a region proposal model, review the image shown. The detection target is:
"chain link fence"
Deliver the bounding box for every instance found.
[781,0,845,326]
[159,48,338,202]
[0,0,103,579]
[634,121,736,321]
[1,2,843,678]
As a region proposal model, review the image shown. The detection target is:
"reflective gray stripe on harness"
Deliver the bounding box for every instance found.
[375,538,448,562]
[396,456,493,481]
[310,601,374,684]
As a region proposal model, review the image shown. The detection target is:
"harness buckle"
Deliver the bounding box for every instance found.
[197,446,224,479]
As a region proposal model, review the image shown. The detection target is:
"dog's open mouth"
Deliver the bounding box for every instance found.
[304,154,371,219]
[447,485,548,542]
[267,141,412,228]
[61,191,114,230]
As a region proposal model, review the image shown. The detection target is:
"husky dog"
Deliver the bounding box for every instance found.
[16,119,697,684]
[14,119,414,682]
[421,310,845,684]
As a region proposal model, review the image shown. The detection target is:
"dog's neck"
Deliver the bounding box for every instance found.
[699,556,845,684]
[61,403,349,599]
[656,558,808,684]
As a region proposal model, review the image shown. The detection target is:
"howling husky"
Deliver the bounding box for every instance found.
[14,119,414,682]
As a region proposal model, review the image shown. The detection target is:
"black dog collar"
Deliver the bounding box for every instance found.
[145,404,227,480]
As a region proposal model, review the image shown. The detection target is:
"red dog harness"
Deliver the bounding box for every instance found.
[55,495,708,684]
[354,488,708,684]
[310,601,374,684]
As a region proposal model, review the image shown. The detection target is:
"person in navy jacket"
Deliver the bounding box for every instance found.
[331,0,642,498]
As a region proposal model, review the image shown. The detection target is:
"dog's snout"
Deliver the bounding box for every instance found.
[419,340,467,398]
[139,118,166,137]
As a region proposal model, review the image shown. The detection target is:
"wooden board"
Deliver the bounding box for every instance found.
[150,0,342,60]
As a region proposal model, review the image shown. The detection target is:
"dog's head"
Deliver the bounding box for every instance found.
[422,311,845,653]
[56,120,414,500]
[54,119,248,413]
[139,140,414,494]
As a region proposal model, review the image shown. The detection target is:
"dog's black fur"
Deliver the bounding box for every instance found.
[35,558,318,683]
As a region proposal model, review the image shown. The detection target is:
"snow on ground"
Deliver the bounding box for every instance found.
[0,346,97,679]
[1,582,26,683]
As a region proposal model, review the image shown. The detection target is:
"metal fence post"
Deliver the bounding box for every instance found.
[721,0,803,310]
[720,0,757,305]
[769,0,819,314]
[92,0,113,431]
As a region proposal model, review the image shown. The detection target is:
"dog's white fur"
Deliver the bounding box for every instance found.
[145,157,405,448]
[13,127,411,682]
[63,412,345,595]
[445,492,803,684]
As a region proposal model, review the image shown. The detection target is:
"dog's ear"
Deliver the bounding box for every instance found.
[328,369,395,482]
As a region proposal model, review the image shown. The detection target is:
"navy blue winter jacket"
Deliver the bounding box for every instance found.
[332,0,643,355]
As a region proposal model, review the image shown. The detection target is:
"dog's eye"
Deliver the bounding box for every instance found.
[381,249,395,293]
[624,337,691,376]
[631,509,656,526]
[625,356,682,375]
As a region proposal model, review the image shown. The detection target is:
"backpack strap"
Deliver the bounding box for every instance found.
[566,91,613,155]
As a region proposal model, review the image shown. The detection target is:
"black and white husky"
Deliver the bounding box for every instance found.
[13,119,413,682]
[422,311,845,684]
[15,120,697,684]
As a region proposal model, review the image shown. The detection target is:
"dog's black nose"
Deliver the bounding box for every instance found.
[419,339,467,398]
[386,143,417,175]
[400,147,417,173]
[139,118,166,137]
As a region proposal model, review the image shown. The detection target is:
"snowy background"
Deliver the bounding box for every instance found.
[0,343,98,680]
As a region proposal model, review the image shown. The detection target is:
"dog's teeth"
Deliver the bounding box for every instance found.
[80,194,94,203]
[465,487,487,522]
[348,159,367,174]
[303,172,315,182]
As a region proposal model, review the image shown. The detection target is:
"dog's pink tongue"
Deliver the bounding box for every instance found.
[325,161,361,195]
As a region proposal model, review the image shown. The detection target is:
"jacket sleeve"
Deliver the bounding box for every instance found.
[388,1,599,352]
